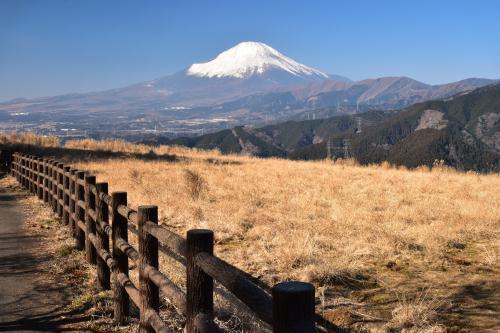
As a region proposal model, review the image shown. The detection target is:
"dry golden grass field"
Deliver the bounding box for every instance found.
[3,135,500,332]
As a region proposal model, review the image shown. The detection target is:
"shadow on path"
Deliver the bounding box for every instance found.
[0,176,85,332]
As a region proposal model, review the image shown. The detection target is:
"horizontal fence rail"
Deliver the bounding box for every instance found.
[10,152,321,333]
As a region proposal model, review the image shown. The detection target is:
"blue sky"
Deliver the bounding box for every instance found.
[1,0,499,101]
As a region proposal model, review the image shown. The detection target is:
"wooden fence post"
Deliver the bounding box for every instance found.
[52,161,58,212]
[46,160,52,204]
[272,281,316,333]
[69,169,77,237]
[20,155,25,189]
[42,159,48,203]
[27,156,33,193]
[57,163,64,217]
[138,205,159,333]
[28,156,33,192]
[27,156,32,193]
[75,171,86,250]
[37,158,43,200]
[50,160,56,212]
[62,166,71,224]
[23,155,27,187]
[13,154,17,180]
[112,191,129,323]
[31,157,36,195]
[96,182,110,290]
[186,229,215,333]
[34,157,38,195]
[23,155,28,189]
[23,155,27,189]
[84,174,97,264]
[30,157,36,194]
[10,153,15,178]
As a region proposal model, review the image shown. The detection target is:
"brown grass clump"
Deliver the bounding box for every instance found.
[184,169,208,200]
[383,291,446,333]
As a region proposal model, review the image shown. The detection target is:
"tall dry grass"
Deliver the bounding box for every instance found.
[6,135,500,331]
[64,138,222,160]
[75,157,499,282]
[0,132,60,147]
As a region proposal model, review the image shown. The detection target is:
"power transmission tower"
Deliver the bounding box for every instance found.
[326,138,333,159]
[343,138,351,159]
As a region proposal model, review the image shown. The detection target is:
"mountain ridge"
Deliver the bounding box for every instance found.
[146,83,500,172]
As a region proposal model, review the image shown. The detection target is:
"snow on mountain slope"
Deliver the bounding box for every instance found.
[187,41,328,79]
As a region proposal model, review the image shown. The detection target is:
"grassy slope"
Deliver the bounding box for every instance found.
[2,135,499,332]
[64,145,499,332]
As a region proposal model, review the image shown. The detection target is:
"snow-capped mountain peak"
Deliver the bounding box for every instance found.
[186,41,328,79]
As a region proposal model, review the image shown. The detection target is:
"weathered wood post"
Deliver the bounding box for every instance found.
[95,182,110,290]
[22,155,26,188]
[57,162,64,217]
[52,161,58,212]
[20,155,25,188]
[23,155,28,189]
[18,154,22,183]
[46,159,52,204]
[62,166,71,224]
[272,281,317,333]
[12,154,17,179]
[27,156,32,191]
[20,154,24,185]
[138,205,159,333]
[31,157,36,194]
[112,191,129,323]
[37,158,43,200]
[186,229,215,333]
[10,153,15,178]
[28,156,33,193]
[26,155,31,192]
[33,157,38,195]
[24,155,28,187]
[84,174,97,264]
[75,171,86,250]
[18,154,21,182]
[42,159,48,203]
[69,169,77,237]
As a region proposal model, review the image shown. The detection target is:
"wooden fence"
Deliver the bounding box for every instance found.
[10,152,319,333]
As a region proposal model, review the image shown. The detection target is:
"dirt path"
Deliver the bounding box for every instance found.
[0,173,71,332]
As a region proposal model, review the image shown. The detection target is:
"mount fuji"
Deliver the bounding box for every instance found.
[186,41,329,79]
[130,41,344,107]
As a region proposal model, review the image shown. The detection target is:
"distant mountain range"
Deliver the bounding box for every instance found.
[146,83,500,172]
[0,41,497,131]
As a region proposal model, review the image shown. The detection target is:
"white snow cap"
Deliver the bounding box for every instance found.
[187,41,328,79]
